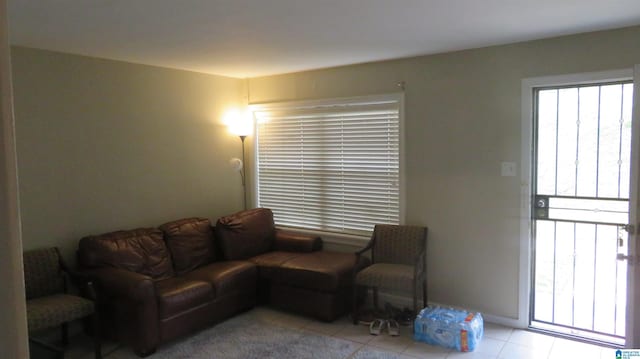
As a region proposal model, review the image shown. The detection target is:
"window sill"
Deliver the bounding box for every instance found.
[276,226,370,248]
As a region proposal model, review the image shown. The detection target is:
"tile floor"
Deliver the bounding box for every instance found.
[59,306,617,359]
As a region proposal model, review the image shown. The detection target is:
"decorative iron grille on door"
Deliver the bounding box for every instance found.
[532,81,633,345]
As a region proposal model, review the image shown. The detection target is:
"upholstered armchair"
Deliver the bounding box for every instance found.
[23,247,102,358]
[352,224,428,324]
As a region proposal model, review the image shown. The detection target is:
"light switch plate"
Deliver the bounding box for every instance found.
[501,162,516,177]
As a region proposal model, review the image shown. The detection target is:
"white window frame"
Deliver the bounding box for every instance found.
[250,93,405,246]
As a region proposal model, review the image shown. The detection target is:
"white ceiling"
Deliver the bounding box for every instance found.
[8,0,640,78]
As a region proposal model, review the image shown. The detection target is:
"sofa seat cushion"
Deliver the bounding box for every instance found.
[274,251,361,292]
[27,294,95,332]
[355,263,414,294]
[249,251,302,280]
[155,278,213,319]
[184,261,256,297]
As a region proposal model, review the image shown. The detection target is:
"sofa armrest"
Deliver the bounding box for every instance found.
[84,267,155,303]
[81,267,160,355]
[274,230,322,252]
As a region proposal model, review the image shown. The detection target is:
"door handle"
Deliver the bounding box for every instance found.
[623,224,636,234]
[617,253,638,264]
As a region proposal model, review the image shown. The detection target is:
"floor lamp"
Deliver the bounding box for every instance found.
[238,135,247,210]
[227,110,252,211]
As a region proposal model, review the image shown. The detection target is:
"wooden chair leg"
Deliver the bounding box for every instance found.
[413,292,418,319]
[352,284,359,325]
[61,322,69,346]
[412,279,419,334]
[92,312,102,359]
[422,279,427,307]
[372,287,379,310]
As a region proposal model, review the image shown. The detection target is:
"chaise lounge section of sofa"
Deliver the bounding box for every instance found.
[215,208,369,322]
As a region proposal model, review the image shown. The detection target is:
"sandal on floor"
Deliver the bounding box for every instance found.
[387,319,400,336]
[369,319,386,335]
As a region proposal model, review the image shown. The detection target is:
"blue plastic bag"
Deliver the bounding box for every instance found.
[414,306,484,352]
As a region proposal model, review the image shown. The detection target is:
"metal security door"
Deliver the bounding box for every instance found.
[531,80,634,345]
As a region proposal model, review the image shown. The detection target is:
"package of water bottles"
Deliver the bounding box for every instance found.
[414,306,483,352]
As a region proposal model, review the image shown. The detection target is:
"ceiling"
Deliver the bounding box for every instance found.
[8,0,640,78]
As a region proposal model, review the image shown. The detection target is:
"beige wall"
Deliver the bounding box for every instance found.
[11,47,245,263]
[0,0,29,356]
[249,26,640,320]
[9,25,640,323]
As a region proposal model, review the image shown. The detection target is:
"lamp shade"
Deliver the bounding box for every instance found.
[225,109,253,137]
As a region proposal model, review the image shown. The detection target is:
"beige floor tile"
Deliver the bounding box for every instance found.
[335,323,377,344]
[483,323,514,342]
[356,346,417,359]
[473,337,506,356]
[368,332,414,353]
[403,341,450,359]
[507,330,555,352]
[548,338,603,359]
[497,342,550,359]
[446,351,498,359]
[404,351,449,359]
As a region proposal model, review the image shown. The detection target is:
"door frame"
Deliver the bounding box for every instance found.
[519,68,634,330]
[627,64,640,348]
[0,0,29,356]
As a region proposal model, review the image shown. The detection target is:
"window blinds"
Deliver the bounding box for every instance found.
[254,96,400,236]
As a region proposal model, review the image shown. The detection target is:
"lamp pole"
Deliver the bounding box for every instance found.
[239,135,247,210]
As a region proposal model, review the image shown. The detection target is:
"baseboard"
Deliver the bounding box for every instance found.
[369,291,525,329]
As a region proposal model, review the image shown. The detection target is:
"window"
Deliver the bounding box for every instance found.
[253,94,402,236]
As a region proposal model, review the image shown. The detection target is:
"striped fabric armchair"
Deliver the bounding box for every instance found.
[23,247,102,358]
[352,224,428,324]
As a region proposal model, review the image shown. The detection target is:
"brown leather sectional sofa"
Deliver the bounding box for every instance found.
[77,208,368,357]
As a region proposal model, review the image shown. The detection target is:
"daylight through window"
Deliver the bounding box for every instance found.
[253,95,401,236]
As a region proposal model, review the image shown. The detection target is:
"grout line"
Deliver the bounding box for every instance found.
[345,343,365,359]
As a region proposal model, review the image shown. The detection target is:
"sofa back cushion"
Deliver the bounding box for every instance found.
[159,217,216,275]
[215,208,275,260]
[78,228,174,280]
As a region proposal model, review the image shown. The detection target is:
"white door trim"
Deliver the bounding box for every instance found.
[0,0,29,356]
[519,68,634,329]
[626,64,640,348]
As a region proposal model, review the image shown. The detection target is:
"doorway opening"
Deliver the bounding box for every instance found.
[531,81,634,345]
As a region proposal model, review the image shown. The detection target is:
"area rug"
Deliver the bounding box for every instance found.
[108,309,364,359]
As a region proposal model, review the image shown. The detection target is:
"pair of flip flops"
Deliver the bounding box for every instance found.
[369,318,400,336]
